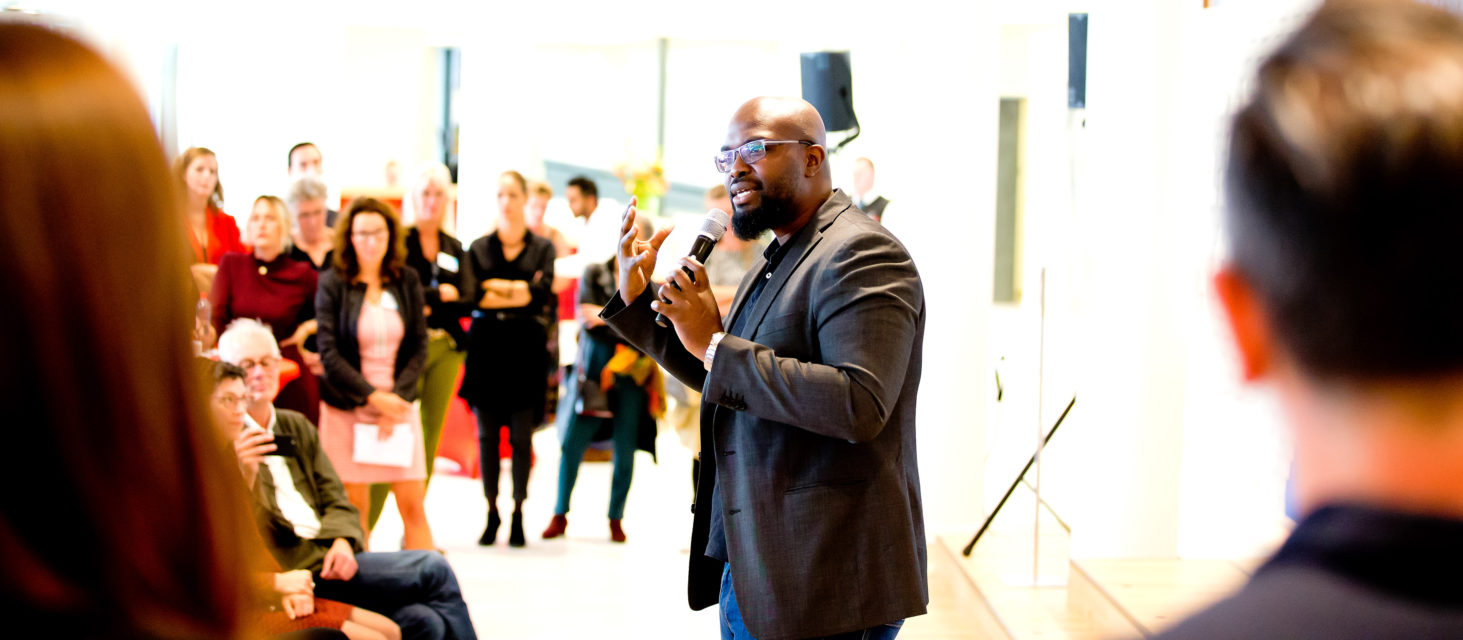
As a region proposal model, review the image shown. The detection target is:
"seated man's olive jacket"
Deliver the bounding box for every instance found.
[251,408,365,571]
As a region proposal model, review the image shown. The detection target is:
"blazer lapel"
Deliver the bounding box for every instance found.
[285,456,316,504]
[743,233,822,338]
[254,462,295,534]
[740,191,858,337]
[723,254,768,331]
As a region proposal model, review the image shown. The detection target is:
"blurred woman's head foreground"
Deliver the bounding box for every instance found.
[0,20,254,638]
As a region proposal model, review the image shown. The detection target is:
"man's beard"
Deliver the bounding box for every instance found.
[731,185,797,241]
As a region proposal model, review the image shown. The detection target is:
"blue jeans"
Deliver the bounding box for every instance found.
[313,550,478,640]
[719,564,904,640]
[555,376,644,519]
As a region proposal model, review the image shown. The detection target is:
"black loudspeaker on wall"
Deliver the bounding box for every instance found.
[1069,13,1088,109]
[800,51,860,151]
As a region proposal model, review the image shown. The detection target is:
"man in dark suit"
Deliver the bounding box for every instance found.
[602,96,927,639]
[1157,1,1463,637]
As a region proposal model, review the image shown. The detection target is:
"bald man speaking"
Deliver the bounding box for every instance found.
[603,97,927,639]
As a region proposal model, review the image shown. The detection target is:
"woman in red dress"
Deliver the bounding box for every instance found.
[176,146,246,296]
[212,195,322,424]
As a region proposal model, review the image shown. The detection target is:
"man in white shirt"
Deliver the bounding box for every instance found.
[553,176,622,291]
[218,318,477,640]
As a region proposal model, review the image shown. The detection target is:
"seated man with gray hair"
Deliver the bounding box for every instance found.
[217,318,477,640]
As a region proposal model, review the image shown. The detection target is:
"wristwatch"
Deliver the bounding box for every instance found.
[703,331,727,371]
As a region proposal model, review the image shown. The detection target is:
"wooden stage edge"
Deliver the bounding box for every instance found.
[936,533,1265,640]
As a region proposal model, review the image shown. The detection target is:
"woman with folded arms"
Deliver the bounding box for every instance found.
[460,170,556,548]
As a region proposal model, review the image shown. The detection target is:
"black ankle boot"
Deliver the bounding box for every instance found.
[508,510,526,547]
[479,508,501,546]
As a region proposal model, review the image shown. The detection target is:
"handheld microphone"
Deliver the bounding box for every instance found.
[656,208,730,328]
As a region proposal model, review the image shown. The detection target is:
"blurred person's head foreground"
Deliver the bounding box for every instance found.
[0,20,256,636]
[1220,0,1463,521]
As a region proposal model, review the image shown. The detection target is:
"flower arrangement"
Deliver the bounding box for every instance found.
[613,157,668,214]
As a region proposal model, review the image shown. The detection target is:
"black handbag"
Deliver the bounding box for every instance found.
[574,332,614,419]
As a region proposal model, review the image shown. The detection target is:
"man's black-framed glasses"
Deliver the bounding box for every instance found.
[714,139,814,173]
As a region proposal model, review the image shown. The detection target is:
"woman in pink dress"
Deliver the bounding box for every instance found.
[315,197,435,550]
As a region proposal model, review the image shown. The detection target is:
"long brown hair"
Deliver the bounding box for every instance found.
[0,23,256,637]
[332,196,407,283]
[172,146,225,212]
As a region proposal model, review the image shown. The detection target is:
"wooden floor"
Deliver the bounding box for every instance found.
[1070,558,1255,637]
[939,505,1110,640]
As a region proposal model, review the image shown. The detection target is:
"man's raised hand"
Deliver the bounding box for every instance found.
[617,196,673,305]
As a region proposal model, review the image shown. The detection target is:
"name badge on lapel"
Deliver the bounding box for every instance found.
[380,291,399,311]
[435,252,459,273]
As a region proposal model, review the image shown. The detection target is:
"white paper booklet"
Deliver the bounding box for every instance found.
[353,422,414,468]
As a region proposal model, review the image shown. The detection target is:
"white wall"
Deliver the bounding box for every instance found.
[860,19,1001,535]
[979,16,1087,542]
[157,4,345,213]
[1170,0,1319,560]
[337,26,443,193]
[1015,0,1312,560]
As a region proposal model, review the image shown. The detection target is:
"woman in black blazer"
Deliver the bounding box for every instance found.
[361,163,474,532]
[315,197,433,550]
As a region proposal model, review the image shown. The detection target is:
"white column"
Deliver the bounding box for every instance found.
[858,11,1001,535]
[1061,0,1191,559]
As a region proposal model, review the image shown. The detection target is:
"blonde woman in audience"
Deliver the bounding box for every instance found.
[363,163,473,531]
[0,21,257,636]
[316,197,435,551]
[461,171,557,547]
[211,195,322,424]
[176,145,247,295]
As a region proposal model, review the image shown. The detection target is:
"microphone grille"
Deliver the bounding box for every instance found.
[700,208,730,240]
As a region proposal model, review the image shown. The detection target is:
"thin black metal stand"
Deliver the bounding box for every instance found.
[962,396,1076,557]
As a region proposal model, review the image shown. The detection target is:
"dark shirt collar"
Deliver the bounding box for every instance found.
[761,222,809,273]
[255,251,290,268]
[254,251,300,276]
[1262,503,1463,608]
[408,226,443,242]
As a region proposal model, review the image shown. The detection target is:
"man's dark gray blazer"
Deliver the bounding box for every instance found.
[602,190,928,640]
